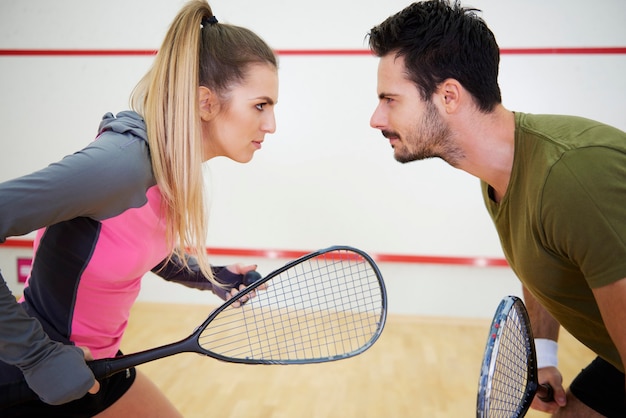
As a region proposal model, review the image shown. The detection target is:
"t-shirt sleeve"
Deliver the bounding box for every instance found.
[540,146,626,288]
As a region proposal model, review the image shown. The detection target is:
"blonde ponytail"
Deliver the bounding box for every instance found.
[131,0,277,284]
[131,1,213,280]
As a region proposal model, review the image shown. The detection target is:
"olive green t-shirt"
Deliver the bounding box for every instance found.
[482,112,626,372]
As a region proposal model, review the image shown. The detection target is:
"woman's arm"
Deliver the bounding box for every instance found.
[0,128,154,241]
[0,279,96,405]
[152,254,257,301]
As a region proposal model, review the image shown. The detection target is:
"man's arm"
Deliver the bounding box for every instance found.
[523,286,560,340]
[592,277,626,391]
[523,287,567,412]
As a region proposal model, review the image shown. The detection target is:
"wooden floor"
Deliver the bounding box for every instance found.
[122,302,595,418]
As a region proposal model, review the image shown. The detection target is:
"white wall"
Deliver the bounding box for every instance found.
[1,0,625,318]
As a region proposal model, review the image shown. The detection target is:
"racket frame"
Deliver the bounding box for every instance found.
[476,295,538,418]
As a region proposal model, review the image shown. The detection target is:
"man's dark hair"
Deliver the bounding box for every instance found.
[368,0,501,112]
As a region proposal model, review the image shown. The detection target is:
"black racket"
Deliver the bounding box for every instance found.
[3,245,387,407]
[476,295,554,418]
[87,245,386,377]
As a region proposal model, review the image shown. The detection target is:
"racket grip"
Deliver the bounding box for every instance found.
[88,358,116,380]
[537,383,554,403]
[243,270,262,286]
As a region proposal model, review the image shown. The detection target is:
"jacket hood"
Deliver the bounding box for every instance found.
[98,111,148,142]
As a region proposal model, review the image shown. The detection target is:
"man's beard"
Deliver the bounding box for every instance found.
[386,101,463,166]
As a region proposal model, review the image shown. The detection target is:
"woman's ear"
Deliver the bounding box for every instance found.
[198,86,220,121]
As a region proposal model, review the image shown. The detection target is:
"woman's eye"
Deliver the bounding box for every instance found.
[256,103,266,111]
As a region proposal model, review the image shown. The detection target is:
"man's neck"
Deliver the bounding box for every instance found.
[454,105,516,201]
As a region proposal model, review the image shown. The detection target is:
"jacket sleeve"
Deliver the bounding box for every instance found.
[0,131,154,243]
[0,278,95,405]
[151,254,246,301]
[0,114,151,404]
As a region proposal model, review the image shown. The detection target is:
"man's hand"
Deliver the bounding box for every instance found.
[530,366,566,413]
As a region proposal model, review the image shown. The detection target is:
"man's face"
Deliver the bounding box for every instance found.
[370,54,458,164]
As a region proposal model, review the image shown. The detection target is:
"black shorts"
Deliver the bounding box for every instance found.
[0,365,136,418]
[570,356,626,417]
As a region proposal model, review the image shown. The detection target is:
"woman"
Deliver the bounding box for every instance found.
[0,0,279,416]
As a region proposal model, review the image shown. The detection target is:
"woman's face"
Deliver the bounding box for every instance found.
[202,63,279,163]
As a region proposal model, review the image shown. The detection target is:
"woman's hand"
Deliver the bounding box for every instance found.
[78,346,100,395]
[222,264,266,307]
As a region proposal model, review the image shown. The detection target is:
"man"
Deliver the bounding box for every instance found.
[367,1,626,416]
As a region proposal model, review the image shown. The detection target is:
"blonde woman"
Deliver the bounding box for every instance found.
[0,1,278,416]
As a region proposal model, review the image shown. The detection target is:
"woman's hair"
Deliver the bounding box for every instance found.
[130,0,277,282]
[367,0,501,112]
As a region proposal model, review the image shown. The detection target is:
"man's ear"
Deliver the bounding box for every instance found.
[436,79,462,114]
[199,86,220,121]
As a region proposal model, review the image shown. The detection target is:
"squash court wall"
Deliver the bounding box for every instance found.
[0,0,624,318]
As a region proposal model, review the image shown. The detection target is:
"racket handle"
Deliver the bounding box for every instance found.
[88,358,117,380]
[243,270,262,286]
[537,383,554,403]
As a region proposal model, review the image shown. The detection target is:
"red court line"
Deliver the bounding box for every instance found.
[0,49,159,56]
[0,47,625,56]
[500,47,626,55]
[1,238,509,267]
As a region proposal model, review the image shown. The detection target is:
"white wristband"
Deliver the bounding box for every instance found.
[535,338,558,369]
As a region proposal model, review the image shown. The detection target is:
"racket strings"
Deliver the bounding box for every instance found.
[198,249,384,362]
[248,258,381,359]
[485,305,533,417]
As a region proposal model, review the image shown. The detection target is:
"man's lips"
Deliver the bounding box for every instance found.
[382,130,399,139]
[382,130,400,147]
